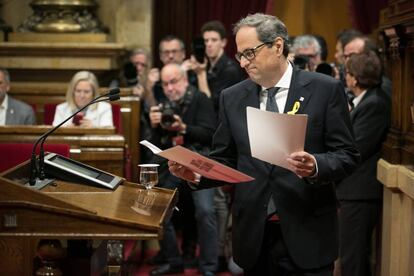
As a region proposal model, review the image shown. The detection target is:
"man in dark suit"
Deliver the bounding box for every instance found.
[338,51,390,276]
[169,13,360,276]
[0,68,36,125]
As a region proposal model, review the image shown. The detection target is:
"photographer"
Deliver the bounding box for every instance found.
[148,63,218,276]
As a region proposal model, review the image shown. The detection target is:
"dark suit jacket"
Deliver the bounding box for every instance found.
[199,68,360,270]
[5,96,36,125]
[336,87,390,200]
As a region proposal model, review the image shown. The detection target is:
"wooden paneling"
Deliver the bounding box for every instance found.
[273,0,352,62]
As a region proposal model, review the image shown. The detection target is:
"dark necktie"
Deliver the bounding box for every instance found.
[265,87,280,218]
[346,90,355,110]
[266,87,280,112]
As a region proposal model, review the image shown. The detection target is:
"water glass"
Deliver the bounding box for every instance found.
[139,164,159,190]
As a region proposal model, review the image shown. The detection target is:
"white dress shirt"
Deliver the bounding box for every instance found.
[260,62,292,112]
[0,94,8,126]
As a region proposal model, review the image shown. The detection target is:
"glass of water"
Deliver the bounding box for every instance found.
[139,164,159,190]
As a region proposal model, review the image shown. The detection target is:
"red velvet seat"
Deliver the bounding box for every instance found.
[0,143,70,173]
[43,103,123,134]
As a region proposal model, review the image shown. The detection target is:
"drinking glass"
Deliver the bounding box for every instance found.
[139,164,159,190]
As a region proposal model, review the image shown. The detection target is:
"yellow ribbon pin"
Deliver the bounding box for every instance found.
[287,101,300,114]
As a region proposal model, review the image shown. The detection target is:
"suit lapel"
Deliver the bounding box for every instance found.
[283,67,313,114]
[240,80,261,109]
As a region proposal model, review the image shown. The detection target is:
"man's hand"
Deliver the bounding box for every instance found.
[168,160,200,184]
[132,84,144,97]
[189,55,207,74]
[149,105,162,128]
[165,114,186,132]
[147,68,160,85]
[286,151,317,178]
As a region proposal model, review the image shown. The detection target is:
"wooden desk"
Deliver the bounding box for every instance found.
[9,86,141,181]
[0,161,177,275]
[0,125,125,176]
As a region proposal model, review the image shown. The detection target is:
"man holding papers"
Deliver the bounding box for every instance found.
[169,13,360,276]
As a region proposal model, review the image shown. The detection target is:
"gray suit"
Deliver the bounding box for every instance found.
[5,96,36,125]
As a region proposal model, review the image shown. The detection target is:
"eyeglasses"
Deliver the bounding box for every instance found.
[160,49,183,56]
[133,61,147,68]
[161,75,183,87]
[235,42,269,62]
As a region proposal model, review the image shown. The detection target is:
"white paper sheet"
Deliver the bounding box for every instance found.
[246,106,308,170]
[140,140,254,183]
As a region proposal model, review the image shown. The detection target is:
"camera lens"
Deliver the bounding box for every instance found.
[161,101,179,127]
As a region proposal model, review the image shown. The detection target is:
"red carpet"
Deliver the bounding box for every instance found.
[123,240,234,276]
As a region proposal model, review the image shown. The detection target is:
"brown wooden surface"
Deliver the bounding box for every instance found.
[8,86,141,181]
[379,0,414,166]
[0,161,177,276]
[0,125,125,176]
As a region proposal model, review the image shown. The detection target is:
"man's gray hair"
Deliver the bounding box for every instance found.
[0,68,10,83]
[233,13,289,57]
[291,35,321,55]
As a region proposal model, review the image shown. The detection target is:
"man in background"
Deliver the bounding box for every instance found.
[190,20,244,272]
[291,35,322,71]
[148,63,218,276]
[0,68,36,125]
[343,35,392,98]
[191,20,244,113]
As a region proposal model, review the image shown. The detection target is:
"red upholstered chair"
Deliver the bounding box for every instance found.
[43,103,123,134]
[111,104,123,134]
[0,143,70,173]
[43,104,57,125]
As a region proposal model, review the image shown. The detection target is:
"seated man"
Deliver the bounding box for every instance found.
[0,68,36,125]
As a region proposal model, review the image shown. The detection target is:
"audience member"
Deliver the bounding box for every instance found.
[169,13,360,276]
[147,35,197,104]
[142,35,200,267]
[291,35,322,71]
[129,48,157,107]
[190,20,244,272]
[0,68,36,125]
[343,35,392,98]
[337,51,390,276]
[190,20,244,113]
[53,71,113,127]
[148,63,218,276]
[334,29,363,86]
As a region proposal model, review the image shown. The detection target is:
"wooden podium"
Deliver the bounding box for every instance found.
[0,160,177,275]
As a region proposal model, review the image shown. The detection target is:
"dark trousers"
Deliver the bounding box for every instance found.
[244,221,334,276]
[338,200,381,276]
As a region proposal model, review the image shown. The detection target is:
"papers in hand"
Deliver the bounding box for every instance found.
[246,106,308,170]
[140,140,254,183]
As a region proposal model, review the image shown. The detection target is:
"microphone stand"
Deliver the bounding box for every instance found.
[28,88,120,189]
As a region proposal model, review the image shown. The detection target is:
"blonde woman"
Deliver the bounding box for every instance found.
[53,71,113,127]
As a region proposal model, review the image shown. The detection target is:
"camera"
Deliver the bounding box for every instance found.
[293,55,310,70]
[160,101,181,128]
[123,62,138,86]
[192,37,206,63]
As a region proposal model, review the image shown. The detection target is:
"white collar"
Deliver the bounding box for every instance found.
[353,89,367,108]
[0,94,8,110]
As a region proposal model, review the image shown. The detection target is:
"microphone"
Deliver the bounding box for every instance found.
[29,87,121,188]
